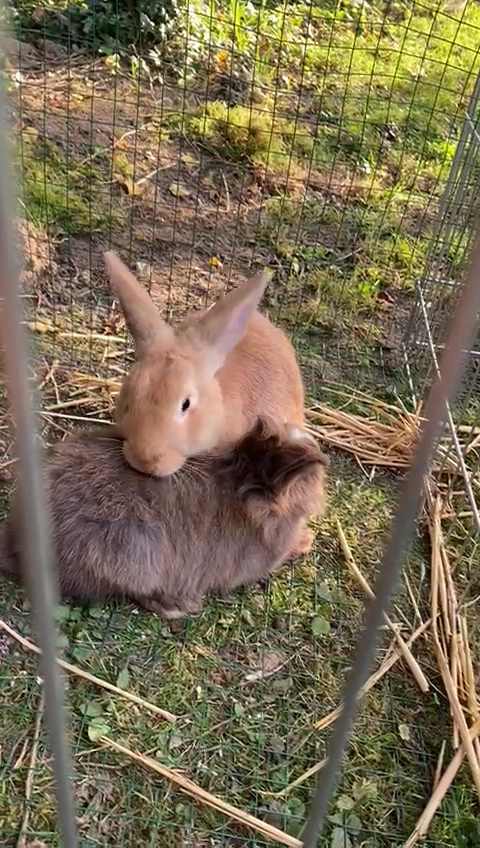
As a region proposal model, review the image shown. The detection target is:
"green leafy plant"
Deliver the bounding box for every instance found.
[11,0,178,53]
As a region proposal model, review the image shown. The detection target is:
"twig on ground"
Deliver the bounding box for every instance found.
[135,164,174,187]
[402,717,480,848]
[264,757,328,798]
[17,692,45,848]
[0,456,18,471]
[403,571,423,625]
[432,740,446,792]
[315,619,431,730]
[76,124,153,169]
[44,399,100,412]
[38,411,110,425]
[336,519,429,693]
[101,737,302,848]
[37,361,58,392]
[0,620,176,722]
[429,498,480,801]
[460,617,480,767]
[12,738,30,772]
[221,170,231,213]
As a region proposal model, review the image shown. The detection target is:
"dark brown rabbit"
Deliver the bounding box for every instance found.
[0,420,329,618]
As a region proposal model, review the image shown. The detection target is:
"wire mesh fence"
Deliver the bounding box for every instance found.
[403,59,480,545]
[1,0,480,845]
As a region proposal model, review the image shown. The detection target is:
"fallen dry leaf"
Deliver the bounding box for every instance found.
[22,126,39,144]
[377,289,395,306]
[135,261,152,280]
[244,650,287,683]
[26,318,55,335]
[200,174,215,189]
[168,181,190,198]
[181,152,199,168]
[115,175,144,197]
[209,256,223,269]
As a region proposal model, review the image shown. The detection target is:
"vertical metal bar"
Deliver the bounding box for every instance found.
[302,231,480,846]
[415,283,480,533]
[404,68,480,353]
[0,29,78,848]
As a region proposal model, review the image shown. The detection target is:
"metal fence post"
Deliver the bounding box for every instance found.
[0,26,78,848]
[302,232,480,845]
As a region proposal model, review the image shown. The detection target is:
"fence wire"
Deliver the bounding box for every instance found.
[1,1,480,846]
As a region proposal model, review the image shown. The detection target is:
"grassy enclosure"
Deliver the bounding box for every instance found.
[1,0,480,845]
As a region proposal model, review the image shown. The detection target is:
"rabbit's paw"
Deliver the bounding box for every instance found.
[140,595,203,619]
[287,525,315,560]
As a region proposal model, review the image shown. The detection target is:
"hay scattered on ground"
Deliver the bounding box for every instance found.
[400,489,480,847]
[306,385,470,477]
[3,346,479,844]
[37,362,475,480]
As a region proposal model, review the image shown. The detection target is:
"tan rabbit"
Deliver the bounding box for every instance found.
[105,252,305,478]
[0,420,329,617]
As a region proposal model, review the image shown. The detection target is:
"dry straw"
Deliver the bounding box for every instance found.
[400,488,480,845]
[402,717,480,848]
[306,385,461,475]
[101,737,303,848]
[336,518,429,693]
[314,619,431,732]
[5,357,480,844]
[427,492,480,798]
[17,692,45,848]
[0,620,176,722]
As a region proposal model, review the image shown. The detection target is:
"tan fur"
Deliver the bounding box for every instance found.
[0,420,329,618]
[105,253,305,477]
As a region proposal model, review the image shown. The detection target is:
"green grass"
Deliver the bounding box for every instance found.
[176,0,480,317]
[256,194,432,323]
[179,0,480,173]
[13,0,480,316]
[186,101,315,171]
[17,135,123,234]
[0,446,474,846]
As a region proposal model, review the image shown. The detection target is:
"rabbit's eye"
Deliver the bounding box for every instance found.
[181,397,191,414]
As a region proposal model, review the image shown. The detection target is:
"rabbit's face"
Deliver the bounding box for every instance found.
[105,251,269,477]
[115,348,224,477]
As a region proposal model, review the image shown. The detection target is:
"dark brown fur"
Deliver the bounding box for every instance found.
[0,421,328,618]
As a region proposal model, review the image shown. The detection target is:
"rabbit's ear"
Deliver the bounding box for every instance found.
[193,271,271,373]
[264,441,326,495]
[226,421,327,500]
[105,252,173,353]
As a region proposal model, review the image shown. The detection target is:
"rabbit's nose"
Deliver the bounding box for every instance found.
[123,441,184,478]
[122,441,158,475]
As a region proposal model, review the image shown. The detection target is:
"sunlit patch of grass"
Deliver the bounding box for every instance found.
[255,191,439,336]
[262,193,434,286]
[180,0,480,174]
[186,101,314,172]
